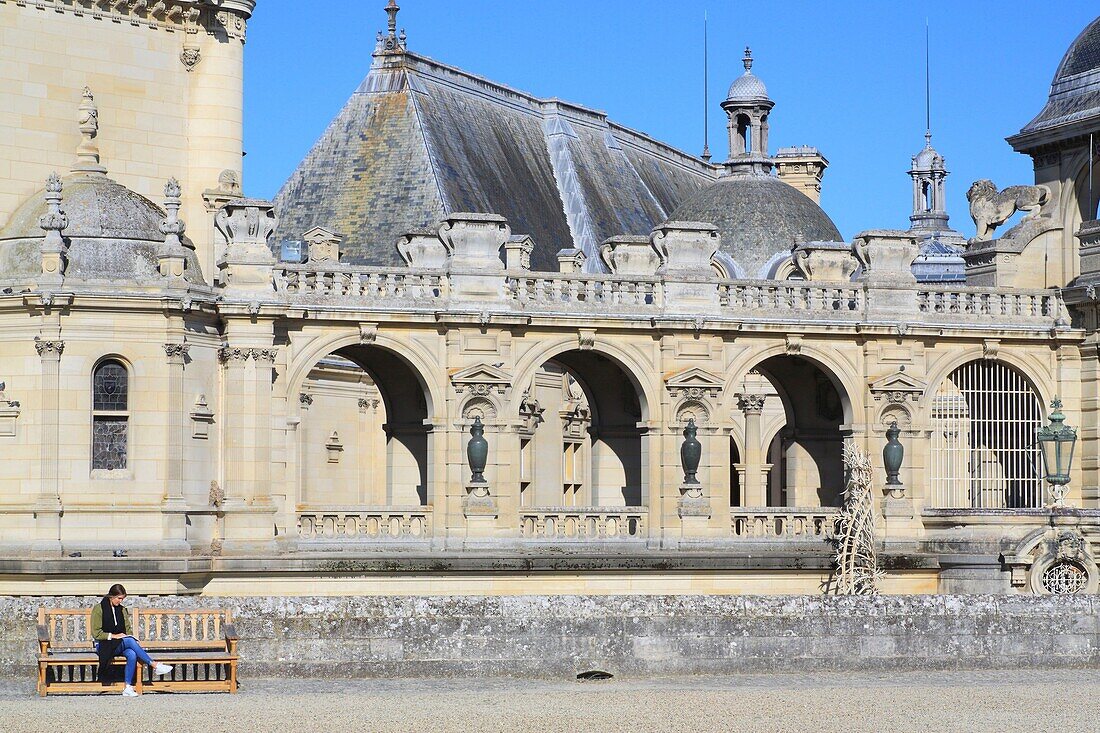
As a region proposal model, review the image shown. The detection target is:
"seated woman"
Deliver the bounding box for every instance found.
[91,584,173,697]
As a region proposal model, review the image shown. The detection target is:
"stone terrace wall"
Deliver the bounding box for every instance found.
[3,595,1098,679]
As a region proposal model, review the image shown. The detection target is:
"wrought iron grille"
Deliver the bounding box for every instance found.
[929,360,1044,509]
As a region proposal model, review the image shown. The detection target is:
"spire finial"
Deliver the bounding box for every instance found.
[743,47,753,72]
[386,0,400,38]
[72,86,107,176]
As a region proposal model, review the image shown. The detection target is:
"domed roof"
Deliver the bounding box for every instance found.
[913,138,944,170]
[0,172,201,284]
[0,173,165,242]
[1055,16,1100,81]
[666,174,843,278]
[1013,16,1100,141]
[723,47,772,106]
[726,72,769,103]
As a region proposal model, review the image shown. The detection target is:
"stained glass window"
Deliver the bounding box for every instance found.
[92,360,128,471]
[93,361,128,411]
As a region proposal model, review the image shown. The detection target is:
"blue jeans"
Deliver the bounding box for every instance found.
[100,637,153,685]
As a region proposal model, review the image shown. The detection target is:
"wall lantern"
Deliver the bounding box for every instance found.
[1037,398,1077,506]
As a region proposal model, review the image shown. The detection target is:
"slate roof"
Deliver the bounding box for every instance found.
[1012,15,1100,145]
[274,49,715,271]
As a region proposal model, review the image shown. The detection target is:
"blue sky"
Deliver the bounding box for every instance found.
[243,1,1097,240]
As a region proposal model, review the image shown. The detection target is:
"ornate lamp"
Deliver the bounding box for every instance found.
[1037,398,1077,506]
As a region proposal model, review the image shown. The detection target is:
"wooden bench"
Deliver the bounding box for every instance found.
[37,607,239,696]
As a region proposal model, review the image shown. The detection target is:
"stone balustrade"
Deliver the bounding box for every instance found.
[519,507,647,540]
[297,507,433,540]
[274,265,447,301]
[719,280,865,317]
[917,286,1065,323]
[508,273,661,309]
[730,508,839,539]
[266,261,1065,332]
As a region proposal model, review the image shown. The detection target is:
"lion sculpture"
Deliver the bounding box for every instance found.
[967,179,1050,241]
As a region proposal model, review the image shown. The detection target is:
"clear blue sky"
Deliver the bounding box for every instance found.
[243,1,1098,240]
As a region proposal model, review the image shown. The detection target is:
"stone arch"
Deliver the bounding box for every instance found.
[290,333,443,508]
[731,352,854,508]
[724,342,860,425]
[511,337,657,423]
[513,338,655,508]
[924,348,1053,414]
[926,356,1048,510]
[285,328,445,421]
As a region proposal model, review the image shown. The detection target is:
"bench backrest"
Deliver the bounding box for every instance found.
[38,608,233,651]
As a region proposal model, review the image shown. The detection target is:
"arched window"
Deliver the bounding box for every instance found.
[922,181,933,212]
[92,359,129,471]
[929,360,1044,509]
[737,115,752,154]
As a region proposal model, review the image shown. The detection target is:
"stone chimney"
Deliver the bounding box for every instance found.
[775,146,828,203]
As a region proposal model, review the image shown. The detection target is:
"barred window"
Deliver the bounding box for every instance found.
[930,360,1044,509]
[92,360,128,471]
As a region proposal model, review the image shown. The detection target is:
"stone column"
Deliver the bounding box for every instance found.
[162,342,190,548]
[739,394,767,507]
[34,337,64,551]
[218,345,277,551]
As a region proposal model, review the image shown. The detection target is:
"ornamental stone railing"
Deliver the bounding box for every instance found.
[257,214,1070,332]
[520,507,647,540]
[719,280,864,317]
[916,286,1065,322]
[730,508,839,539]
[274,265,448,301]
[297,507,433,540]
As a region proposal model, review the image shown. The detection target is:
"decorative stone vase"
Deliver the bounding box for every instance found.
[396,228,449,269]
[467,416,488,484]
[680,418,701,485]
[792,241,857,282]
[437,212,508,273]
[883,421,904,496]
[599,235,661,276]
[852,229,918,284]
[650,221,720,279]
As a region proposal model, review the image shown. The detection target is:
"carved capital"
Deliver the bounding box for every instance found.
[163,342,190,361]
[252,348,278,364]
[299,392,314,406]
[218,346,276,364]
[738,393,767,415]
[34,338,64,358]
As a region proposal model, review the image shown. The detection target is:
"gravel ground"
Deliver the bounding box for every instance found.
[1,670,1097,732]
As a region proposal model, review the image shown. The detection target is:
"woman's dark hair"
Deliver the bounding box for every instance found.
[106,583,127,598]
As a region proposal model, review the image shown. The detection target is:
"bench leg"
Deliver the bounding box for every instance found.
[37,662,46,697]
[230,659,238,694]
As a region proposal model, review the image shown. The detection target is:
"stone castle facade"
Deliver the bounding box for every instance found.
[1,1,1099,598]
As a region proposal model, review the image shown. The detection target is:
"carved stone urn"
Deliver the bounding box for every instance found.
[438,212,508,273]
[651,221,720,310]
[792,241,857,282]
[883,421,904,498]
[852,229,918,284]
[680,418,702,485]
[600,235,661,276]
[467,416,488,485]
[215,197,278,291]
[395,227,449,269]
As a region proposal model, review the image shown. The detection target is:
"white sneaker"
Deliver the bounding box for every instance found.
[122,685,138,697]
[153,663,173,676]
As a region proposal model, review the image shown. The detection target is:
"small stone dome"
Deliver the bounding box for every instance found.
[0,172,201,284]
[913,143,943,170]
[724,47,772,105]
[726,72,769,103]
[665,174,843,279]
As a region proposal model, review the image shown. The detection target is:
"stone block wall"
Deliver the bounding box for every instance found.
[3,594,1099,679]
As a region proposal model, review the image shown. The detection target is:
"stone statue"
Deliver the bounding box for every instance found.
[967,179,1051,241]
